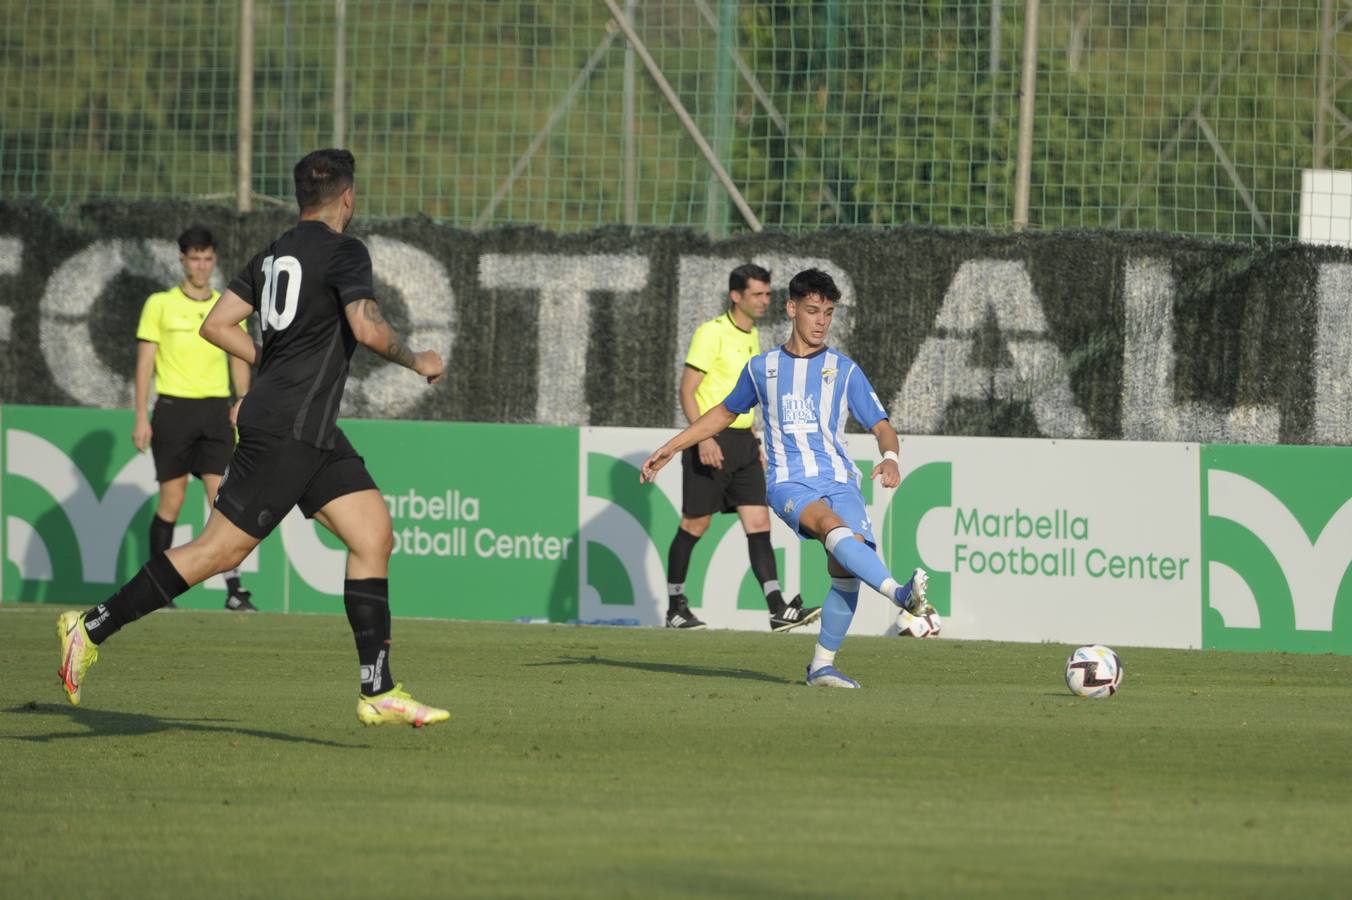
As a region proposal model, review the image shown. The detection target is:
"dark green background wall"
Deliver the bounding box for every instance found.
[3,200,1350,444]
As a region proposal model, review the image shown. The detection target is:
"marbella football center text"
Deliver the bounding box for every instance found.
[951,507,1190,581]
[384,488,574,561]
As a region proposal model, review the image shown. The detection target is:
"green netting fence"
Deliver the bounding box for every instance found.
[2,0,1348,241]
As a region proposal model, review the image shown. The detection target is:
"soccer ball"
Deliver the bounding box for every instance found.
[1064,644,1123,698]
[897,609,942,638]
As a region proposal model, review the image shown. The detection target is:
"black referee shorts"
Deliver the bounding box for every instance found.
[214,426,378,539]
[680,427,767,517]
[150,395,235,482]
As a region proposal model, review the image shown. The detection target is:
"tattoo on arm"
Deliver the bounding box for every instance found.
[380,338,417,369]
[359,300,417,369]
[360,298,387,327]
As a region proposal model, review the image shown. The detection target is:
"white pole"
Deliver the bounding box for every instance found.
[623,0,638,225]
[334,0,347,148]
[1012,0,1040,231]
[238,0,255,212]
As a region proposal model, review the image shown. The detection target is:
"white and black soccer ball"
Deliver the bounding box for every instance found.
[1064,644,1123,698]
[897,609,942,638]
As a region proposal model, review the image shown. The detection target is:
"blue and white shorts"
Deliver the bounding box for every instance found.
[766,479,875,546]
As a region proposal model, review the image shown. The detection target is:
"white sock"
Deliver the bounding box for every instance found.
[810,643,837,674]
[879,576,902,604]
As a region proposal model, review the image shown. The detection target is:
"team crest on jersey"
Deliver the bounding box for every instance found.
[822,367,837,384]
[780,393,818,434]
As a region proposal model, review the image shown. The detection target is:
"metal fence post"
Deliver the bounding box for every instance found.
[238,0,255,213]
[623,0,638,226]
[1012,0,1040,231]
[335,0,347,149]
[706,0,736,237]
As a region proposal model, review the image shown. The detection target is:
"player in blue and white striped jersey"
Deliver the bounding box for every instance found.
[641,268,935,689]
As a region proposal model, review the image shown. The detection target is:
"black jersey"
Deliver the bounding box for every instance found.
[228,220,373,449]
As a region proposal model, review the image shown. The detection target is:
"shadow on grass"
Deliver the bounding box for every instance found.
[528,655,793,685]
[3,702,367,748]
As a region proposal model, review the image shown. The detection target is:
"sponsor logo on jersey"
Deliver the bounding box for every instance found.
[781,393,818,434]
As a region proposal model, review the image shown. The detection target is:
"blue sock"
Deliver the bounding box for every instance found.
[818,577,861,652]
[823,527,896,596]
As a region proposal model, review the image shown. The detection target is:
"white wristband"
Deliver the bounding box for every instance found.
[882,450,899,464]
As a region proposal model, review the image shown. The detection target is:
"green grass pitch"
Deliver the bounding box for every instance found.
[2,605,1349,899]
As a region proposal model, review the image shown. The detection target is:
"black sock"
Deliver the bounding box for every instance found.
[83,552,190,644]
[225,573,242,595]
[149,515,175,556]
[666,528,700,610]
[747,531,786,613]
[345,578,394,696]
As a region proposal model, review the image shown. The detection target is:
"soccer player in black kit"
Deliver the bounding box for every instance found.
[57,149,450,727]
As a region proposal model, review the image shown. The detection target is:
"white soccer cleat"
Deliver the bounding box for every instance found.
[805,665,860,689]
[895,568,933,616]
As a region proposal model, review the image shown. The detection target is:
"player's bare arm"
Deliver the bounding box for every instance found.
[200,290,258,365]
[680,365,724,469]
[345,298,443,384]
[640,403,737,484]
[132,340,157,452]
[228,354,251,428]
[869,418,901,489]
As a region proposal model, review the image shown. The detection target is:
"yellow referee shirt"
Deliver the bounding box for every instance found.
[136,285,242,399]
[685,311,759,430]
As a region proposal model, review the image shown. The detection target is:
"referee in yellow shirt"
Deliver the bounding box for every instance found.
[132,225,257,612]
[664,264,821,632]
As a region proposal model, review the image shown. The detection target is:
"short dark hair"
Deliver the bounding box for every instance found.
[177,224,214,253]
[294,148,356,211]
[788,268,841,302]
[729,263,771,293]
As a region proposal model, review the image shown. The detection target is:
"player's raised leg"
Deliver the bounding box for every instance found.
[796,498,927,611]
[58,510,259,705]
[820,525,928,615]
[312,490,449,727]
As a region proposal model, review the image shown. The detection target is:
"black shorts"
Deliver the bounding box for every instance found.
[150,396,235,481]
[214,426,378,539]
[680,428,767,516]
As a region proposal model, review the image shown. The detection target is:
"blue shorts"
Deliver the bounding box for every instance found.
[766,479,875,545]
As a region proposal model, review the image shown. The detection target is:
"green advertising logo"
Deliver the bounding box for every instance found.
[1203,444,1352,653]
[324,419,580,622]
[882,461,952,615]
[3,407,580,622]
[1,405,252,607]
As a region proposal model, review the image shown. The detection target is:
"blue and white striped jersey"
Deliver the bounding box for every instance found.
[723,345,888,488]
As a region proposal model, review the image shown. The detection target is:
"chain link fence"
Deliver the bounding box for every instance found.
[1,0,1345,241]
